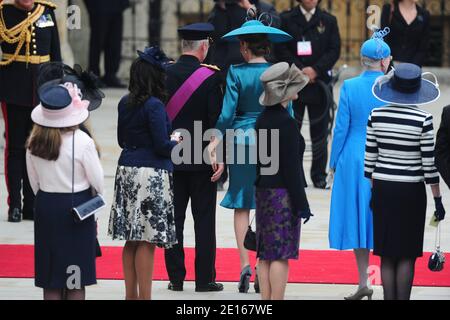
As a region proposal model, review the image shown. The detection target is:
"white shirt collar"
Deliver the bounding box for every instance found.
[300,5,316,17]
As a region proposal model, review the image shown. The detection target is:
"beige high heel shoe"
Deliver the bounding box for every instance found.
[344,287,374,300]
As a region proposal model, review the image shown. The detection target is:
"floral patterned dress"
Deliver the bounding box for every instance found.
[108,166,177,248]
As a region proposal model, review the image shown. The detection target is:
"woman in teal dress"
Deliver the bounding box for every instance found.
[211,19,292,293]
[328,29,391,300]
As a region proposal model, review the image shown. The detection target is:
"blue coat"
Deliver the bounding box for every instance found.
[117,96,177,172]
[328,70,385,250]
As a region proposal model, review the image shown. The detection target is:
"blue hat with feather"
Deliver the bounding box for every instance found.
[361,27,391,60]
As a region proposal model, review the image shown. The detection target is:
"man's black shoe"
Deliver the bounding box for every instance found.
[8,208,21,223]
[168,282,183,291]
[195,282,224,292]
[313,180,329,189]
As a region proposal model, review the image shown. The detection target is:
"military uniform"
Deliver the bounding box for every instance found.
[275,4,341,187]
[0,0,61,221]
[164,24,224,292]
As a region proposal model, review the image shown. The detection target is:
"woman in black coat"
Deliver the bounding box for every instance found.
[255,62,312,300]
[380,0,430,66]
[435,105,450,189]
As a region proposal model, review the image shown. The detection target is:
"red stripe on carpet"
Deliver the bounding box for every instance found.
[0,245,449,287]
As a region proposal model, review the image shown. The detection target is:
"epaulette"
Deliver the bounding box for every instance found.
[35,0,57,9]
[201,63,220,72]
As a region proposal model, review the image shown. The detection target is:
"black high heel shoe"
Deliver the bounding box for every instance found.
[238,265,252,293]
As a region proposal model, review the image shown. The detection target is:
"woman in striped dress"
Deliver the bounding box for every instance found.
[365,63,446,300]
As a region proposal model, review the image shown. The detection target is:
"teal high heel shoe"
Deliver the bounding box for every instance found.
[238,265,252,293]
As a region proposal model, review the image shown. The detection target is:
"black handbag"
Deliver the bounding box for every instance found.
[244,214,257,252]
[428,222,445,272]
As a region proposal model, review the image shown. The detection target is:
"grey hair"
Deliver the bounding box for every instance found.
[181,39,208,52]
[361,56,382,69]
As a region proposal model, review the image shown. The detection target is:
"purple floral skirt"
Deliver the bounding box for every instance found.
[255,188,301,261]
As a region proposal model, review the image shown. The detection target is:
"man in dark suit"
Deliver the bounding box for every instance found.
[0,0,61,222]
[208,0,280,78]
[436,105,450,189]
[275,0,341,188]
[84,0,129,88]
[164,23,224,293]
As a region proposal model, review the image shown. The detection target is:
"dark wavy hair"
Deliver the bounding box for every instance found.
[127,58,167,107]
[238,34,271,57]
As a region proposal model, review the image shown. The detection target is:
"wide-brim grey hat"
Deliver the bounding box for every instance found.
[259,62,309,106]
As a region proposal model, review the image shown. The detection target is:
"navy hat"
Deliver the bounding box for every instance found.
[361,27,391,60]
[372,63,440,106]
[137,46,171,70]
[178,23,214,40]
[39,85,72,110]
[33,83,90,128]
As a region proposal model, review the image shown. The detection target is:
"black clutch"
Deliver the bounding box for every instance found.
[72,194,106,222]
[428,250,445,272]
[244,226,257,252]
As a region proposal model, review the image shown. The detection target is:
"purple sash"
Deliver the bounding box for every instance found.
[166,67,215,121]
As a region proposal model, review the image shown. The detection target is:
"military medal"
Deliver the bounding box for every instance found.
[36,14,54,28]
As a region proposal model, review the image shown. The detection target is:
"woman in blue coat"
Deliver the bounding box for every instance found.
[328,29,391,300]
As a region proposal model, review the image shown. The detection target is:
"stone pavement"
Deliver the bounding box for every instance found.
[0,85,449,300]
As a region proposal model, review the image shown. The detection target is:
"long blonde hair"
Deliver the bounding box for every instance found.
[27,124,77,161]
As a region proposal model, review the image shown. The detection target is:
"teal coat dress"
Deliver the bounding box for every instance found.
[328,70,385,250]
[216,62,293,210]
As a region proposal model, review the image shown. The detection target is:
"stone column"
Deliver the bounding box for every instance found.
[53,0,74,65]
[119,0,149,79]
[67,0,90,69]
[160,0,179,59]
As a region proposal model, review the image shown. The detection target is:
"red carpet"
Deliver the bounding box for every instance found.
[0,245,449,287]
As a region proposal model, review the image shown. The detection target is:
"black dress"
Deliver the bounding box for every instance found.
[380,3,430,66]
[255,104,309,260]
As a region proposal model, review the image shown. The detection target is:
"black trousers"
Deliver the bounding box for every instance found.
[1,103,35,218]
[164,170,217,286]
[294,98,329,183]
[87,11,124,80]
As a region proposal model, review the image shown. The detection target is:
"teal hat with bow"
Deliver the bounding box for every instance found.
[222,13,292,43]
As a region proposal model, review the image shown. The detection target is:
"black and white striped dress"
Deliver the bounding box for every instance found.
[364,105,439,258]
